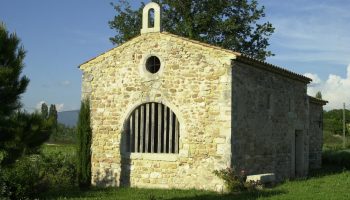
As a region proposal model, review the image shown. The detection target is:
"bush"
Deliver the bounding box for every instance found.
[0,156,47,199]
[41,152,77,188]
[322,149,350,168]
[0,152,77,199]
[213,168,262,193]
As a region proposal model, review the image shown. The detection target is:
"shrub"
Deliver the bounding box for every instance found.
[322,149,350,168]
[213,168,246,192]
[41,152,77,188]
[0,156,47,199]
[213,168,262,193]
[0,152,77,199]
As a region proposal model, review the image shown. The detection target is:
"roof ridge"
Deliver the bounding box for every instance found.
[161,32,241,56]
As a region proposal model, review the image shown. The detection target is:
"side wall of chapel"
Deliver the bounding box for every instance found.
[231,60,310,180]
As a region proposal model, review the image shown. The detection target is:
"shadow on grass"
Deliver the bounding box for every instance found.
[168,190,286,200]
[308,149,350,179]
[308,164,349,179]
[43,187,117,199]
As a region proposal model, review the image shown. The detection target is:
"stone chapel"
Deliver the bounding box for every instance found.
[79,2,327,191]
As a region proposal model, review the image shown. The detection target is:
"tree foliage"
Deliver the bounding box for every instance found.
[49,123,77,144]
[0,23,29,118]
[0,23,51,167]
[324,109,350,135]
[48,104,58,128]
[109,0,275,60]
[41,103,48,119]
[77,99,92,188]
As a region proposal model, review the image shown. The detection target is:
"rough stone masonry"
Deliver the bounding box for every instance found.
[79,2,327,191]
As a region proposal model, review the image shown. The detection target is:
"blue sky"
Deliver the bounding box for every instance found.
[0,0,349,111]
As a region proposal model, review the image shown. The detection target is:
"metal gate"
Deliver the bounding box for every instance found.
[126,102,180,153]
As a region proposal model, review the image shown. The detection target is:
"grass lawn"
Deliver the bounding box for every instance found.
[323,130,350,150]
[42,143,76,155]
[45,169,350,200]
[42,142,350,200]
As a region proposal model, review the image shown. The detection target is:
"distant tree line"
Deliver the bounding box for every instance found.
[314,92,349,135]
[41,103,58,128]
[323,109,350,135]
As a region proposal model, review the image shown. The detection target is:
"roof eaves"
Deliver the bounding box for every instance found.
[309,96,328,105]
[235,55,312,84]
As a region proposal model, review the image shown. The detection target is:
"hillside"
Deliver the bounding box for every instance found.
[57,110,79,127]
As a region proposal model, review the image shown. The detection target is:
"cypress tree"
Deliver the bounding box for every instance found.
[48,104,58,128]
[77,99,92,188]
[41,103,48,119]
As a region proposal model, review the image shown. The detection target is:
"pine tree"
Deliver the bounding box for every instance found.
[0,23,51,166]
[77,99,92,188]
[0,23,29,118]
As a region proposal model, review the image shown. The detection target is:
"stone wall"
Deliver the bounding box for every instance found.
[308,101,323,169]
[231,60,310,180]
[80,32,234,191]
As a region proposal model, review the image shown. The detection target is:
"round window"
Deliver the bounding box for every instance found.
[146,56,161,74]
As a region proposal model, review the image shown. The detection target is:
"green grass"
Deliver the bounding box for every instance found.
[44,187,282,200]
[42,143,76,156]
[43,165,350,200]
[323,130,350,150]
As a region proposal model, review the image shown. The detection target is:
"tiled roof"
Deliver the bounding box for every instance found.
[235,55,312,83]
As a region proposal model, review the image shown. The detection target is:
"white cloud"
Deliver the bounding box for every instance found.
[306,64,350,110]
[61,80,71,86]
[36,101,47,110]
[304,73,321,86]
[55,104,64,112]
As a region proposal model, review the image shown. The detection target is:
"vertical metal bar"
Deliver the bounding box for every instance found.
[151,103,155,153]
[157,103,162,153]
[169,110,173,153]
[135,109,139,152]
[163,106,168,153]
[129,114,133,152]
[145,103,150,153]
[140,105,144,153]
[175,119,179,153]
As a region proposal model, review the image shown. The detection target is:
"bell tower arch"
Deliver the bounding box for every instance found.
[141,2,162,34]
